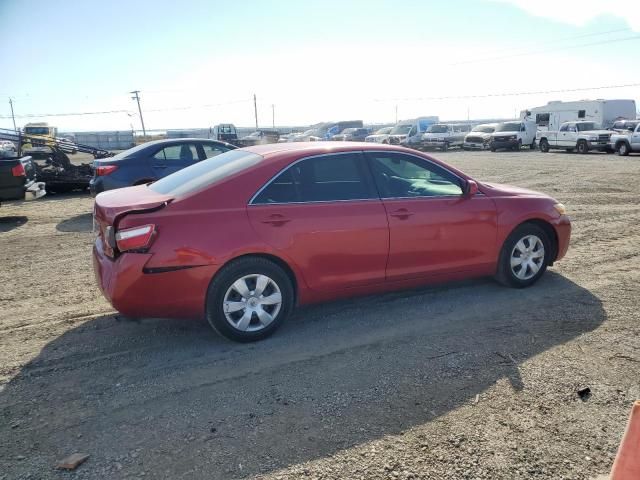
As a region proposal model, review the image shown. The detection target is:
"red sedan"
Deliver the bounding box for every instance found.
[93,143,570,342]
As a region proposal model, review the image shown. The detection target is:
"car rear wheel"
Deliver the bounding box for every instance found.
[617,142,630,156]
[530,140,536,150]
[495,224,550,288]
[539,139,550,153]
[206,257,294,342]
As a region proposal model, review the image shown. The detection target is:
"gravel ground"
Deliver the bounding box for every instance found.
[0,149,638,480]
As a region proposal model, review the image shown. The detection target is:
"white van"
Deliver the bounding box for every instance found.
[489,121,537,151]
[387,116,439,146]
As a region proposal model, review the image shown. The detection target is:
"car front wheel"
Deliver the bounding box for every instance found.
[617,142,630,156]
[206,257,294,342]
[577,140,589,154]
[495,224,550,288]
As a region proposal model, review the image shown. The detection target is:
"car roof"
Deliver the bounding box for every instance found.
[140,138,227,146]
[241,141,411,158]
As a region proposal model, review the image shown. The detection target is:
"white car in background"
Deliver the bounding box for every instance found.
[463,123,498,150]
[290,129,323,142]
[365,126,393,144]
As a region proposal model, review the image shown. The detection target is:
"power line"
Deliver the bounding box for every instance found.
[376,82,640,103]
[450,35,640,66]
[0,98,253,119]
[0,109,130,119]
[469,27,632,59]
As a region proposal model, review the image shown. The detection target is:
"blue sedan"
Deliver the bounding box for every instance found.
[90,138,236,195]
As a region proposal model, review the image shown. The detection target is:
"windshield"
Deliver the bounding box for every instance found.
[375,127,392,135]
[150,150,262,197]
[390,124,412,135]
[427,124,449,133]
[341,128,357,135]
[495,122,521,132]
[247,131,262,137]
[24,127,51,135]
[576,122,597,131]
[472,125,495,133]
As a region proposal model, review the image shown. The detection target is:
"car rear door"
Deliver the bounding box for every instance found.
[365,151,498,281]
[247,152,389,292]
[150,143,200,179]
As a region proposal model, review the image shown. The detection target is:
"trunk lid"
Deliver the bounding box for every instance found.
[93,185,173,256]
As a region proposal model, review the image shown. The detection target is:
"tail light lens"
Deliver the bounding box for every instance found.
[11,164,26,177]
[95,165,118,176]
[115,224,156,252]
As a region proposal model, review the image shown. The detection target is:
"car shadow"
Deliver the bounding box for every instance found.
[56,212,93,232]
[0,272,605,479]
[0,215,28,233]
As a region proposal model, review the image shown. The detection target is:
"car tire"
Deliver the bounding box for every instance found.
[617,142,630,156]
[577,140,589,154]
[441,142,449,152]
[530,140,536,150]
[205,257,294,342]
[495,223,550,288]
[539,139,550,153]
[490,146,496,152]
[513,140,522,151]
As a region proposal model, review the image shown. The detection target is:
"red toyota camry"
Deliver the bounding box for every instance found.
[93,143,570,342]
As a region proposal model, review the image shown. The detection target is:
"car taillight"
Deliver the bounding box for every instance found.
[11,164,26,177]
[95,165,118,176]
[115,224,156,252]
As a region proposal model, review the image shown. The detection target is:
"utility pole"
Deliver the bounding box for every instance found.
[271,104,275,128]
[130,90,146,137]
[8,98,17,132]
[253,94,258,129]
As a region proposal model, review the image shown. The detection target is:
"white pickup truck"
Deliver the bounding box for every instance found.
[609,121,640,156]
[537,121,614,154]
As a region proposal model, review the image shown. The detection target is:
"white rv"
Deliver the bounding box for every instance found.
[521,99,636,132]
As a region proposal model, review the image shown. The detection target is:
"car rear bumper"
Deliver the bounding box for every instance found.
[92,238,218,319]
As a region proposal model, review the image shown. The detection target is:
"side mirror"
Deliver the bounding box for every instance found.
[465,180,479,197]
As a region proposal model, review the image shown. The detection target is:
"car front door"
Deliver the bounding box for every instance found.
[150,143,199,179]
[365,151,498,281]
[632,125,640,152]
[247,152,389,292]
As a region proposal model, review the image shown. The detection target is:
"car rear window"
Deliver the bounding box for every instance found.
[149,150,262,196]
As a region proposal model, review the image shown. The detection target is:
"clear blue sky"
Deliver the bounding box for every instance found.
[0,0,638,131]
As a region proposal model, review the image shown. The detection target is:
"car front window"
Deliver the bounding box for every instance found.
[366,152,463,198]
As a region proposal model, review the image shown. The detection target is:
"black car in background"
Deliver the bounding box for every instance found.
[90,138,235,195]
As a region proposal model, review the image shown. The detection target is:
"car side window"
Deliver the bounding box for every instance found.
[153,144,199,162]
[201,143,229,159]
[568,125,577,133]
[559,124,568,132]
[252,153,374,204]
[366,152,463,198]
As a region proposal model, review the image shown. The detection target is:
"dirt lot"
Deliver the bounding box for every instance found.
[1,149,639,480]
